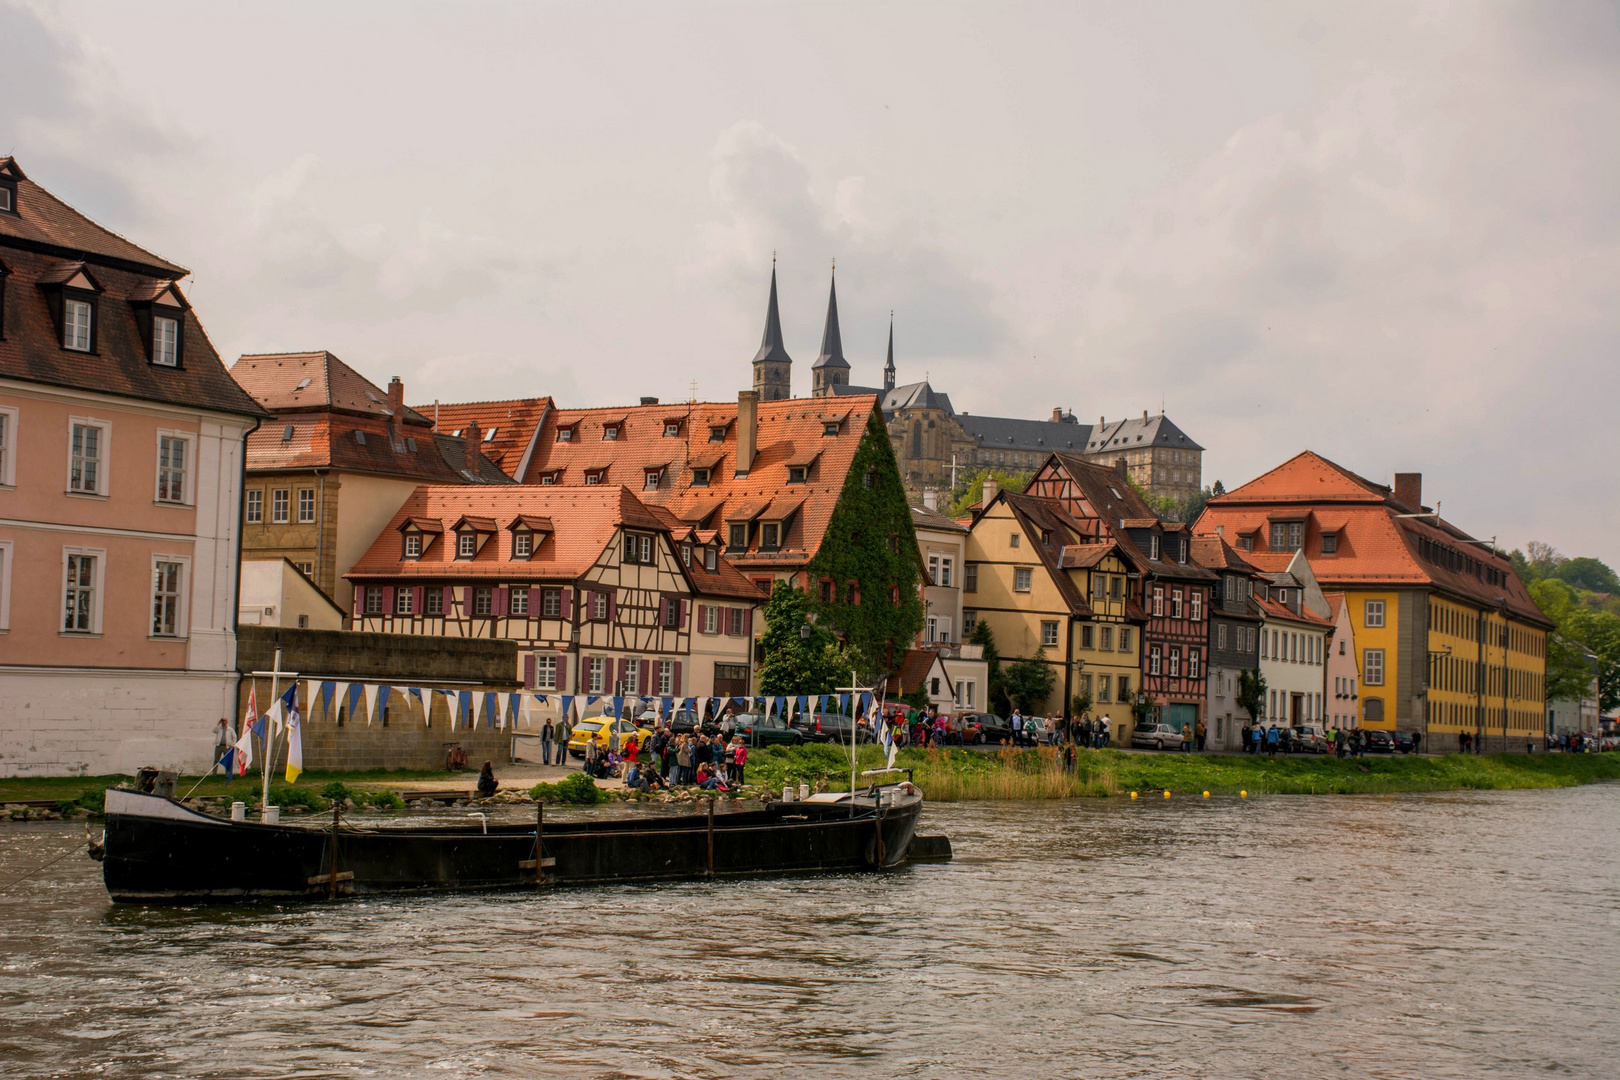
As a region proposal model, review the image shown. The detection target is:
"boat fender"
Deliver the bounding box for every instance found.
[895,781,919,796]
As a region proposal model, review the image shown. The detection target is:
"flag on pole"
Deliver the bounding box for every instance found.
[878,710,897,768]
[285,703,304,783]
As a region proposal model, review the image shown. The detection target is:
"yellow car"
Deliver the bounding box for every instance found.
[566,716,654,759]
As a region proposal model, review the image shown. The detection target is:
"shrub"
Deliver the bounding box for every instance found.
[76,789,106,813]
[366,789,406,811]
[529,772,605,805]
[267,785,326,811]
[320,781,353,803]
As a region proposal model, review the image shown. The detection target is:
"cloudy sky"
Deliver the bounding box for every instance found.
[4,0,1616,561]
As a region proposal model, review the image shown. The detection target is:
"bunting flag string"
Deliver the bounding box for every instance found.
[560,695,575,722]
[319,680,337,721]
[376,685,392,723]
[362,683,379,726]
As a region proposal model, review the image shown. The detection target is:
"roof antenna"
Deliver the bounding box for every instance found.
[689,379,699,404]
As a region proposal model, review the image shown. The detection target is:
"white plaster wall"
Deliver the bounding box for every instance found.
[0,668,235,776]
[1259,624,1329,724]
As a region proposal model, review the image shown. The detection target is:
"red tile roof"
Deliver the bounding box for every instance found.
[0,249,265,419]
[1198,450,1549,627]
[0,158,186,276]
[519,395,881,571]
[1041,454,1217,583]
[1252,593,1334,628]
[413,396,553,480]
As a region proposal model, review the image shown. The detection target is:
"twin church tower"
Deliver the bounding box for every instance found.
[750,265,895,402]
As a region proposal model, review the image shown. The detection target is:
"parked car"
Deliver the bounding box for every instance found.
[1131,723,1181,751]
[567,717,654,759]
[1289,725,1331,754]
[802,714,877,744]
[666,710,713,735]
[1390,731,1416,754]
[966,714,1012,744]
[1363,730,1395,754]
[733,712,804,748]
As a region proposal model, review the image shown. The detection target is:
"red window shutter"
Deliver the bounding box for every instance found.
[440,586,452,614]
[617,657,629,690]
[382,586,395,613]
[495,587,509,617]
[608,593,617,622]
[679,599,689,628]
[412,586,425,614]
[696,604,707,633]
[639,659,649,693]
[657,595,668,626]
[463,587,473,613]
[561,588,572,619]
[353,586,365,615]
[744,608,753,637]
[672,661,683,696]
[527,587,540,615]
[524,654,536,689]
[556,653,569,692]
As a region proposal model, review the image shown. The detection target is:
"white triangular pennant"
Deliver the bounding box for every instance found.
[362,683,378,725]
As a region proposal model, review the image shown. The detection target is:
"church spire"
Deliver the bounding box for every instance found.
[751,260,792,401]
[882,311,896,392]
[810,265,849,397]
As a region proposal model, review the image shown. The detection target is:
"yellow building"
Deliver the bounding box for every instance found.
[1198,453,1552,750]
[962,490,1144,732]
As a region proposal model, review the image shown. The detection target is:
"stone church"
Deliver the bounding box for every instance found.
[748,266,1203,502]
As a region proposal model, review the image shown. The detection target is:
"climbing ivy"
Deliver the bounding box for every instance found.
[804,407,926,677]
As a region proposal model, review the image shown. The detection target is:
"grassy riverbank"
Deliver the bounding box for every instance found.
[4,749,1617,810]
[745,744,1620,800]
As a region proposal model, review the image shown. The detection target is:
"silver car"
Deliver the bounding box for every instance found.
[1290,724,1330,754]
[1131,723,1180,750]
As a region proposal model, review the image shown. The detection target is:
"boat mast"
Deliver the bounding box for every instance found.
[835,671,873,818]
[247,649,300,823]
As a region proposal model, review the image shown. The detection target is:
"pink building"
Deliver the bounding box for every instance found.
[0,158,268,776]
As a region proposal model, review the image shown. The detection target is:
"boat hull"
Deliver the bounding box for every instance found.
[100,788,924,902]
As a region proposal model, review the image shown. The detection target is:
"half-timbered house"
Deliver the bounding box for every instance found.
[1024,454,1216,737]
[344,485,760,700]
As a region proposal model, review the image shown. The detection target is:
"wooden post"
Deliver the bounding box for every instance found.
[328,802,341,899]
[874,802,885,869]
[536,800,545,888]
[706,796,716,878]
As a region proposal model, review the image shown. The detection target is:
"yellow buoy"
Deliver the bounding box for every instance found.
[1240,790,1248,798]
[1202,791,1210,798]
[1129,791,1138,799]
[1163,790,1171,799]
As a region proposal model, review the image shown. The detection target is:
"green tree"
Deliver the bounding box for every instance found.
[803,409,926,679]
[1236,668,1267,722]
[1565,607,1620,712]
[757,582,844,696]
[1544,633,1596,704]
[1070,690,1094,719]
[947,466,1033,519]
[1555,557,1620,595]
[1003,649,1057,714]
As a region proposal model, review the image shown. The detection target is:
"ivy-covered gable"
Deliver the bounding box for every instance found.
[804,406,926,673]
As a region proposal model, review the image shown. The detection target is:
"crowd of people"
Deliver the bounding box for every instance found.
[526,713,755,792]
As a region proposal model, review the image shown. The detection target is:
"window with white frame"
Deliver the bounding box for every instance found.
[592,591,609,621]
[1364,648,1385,686]
[0,406,15,487]
[426,588,444,615]
[458,532,476,558]
[62,549,102,632]
[1014,567,1032,592]
[68,420,108,495]
[473,587,492,616]
[404,533,422,558]
[1187,650,1200,679]
[1171,589,1183,618]
[297,488,315,522]
[1151,586,1164,616]
[535,654,558,691]
[150,559,185,637]
[1149,644,1162,675]
[155,434,190,504]
[658,659,674,695]
[363,586,383,614]
[956,678,976,708]
[542,588,562,617]
[1217,623,1228,650]
[513,531,533,558]
[1098,674,1113,703]
[510,588,529,616]
[152,315,180,367]
[623,661,639,695]
[395,588,413,615]
[1190,591,1203,621]
[1364,599,1385,628]
[1041,620,1058,647]
[64,298,93,351]
[245,490,262,523]
[587,656,606,694]
[271,489,289,523]
[703,605,718,634]
[728,607,745,635]
[1119,627,1132,652]
[1168,648,1181,677]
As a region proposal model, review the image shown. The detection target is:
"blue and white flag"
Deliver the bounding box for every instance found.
[878,711,897,768]
[319,680,337,719]
[560,695,574,722]
[612,695,625,719]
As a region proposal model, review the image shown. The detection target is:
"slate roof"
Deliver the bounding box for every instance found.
[1198,450,1549,627]
[234,351,431,421]
[811,272,849,369]
[1189,534,1258,574]
[1084,412,1203,454]
[520,395,881,571]
[880,380,956,417]
[910,503,968,534]
[0,161,265,419]
[751,266,792,366]
[957,412,1091,454]
[414,396,553,480]
[1251,592,1334,628]
[0,157,186,276]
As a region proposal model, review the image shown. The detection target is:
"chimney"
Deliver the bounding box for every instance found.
[1394,472,1422,509]
[464,419,484,475]
[1114,457,1128,479]
[640,396,659,406]
[1098,415,1105,428]
[1051,407,1063,423]
[1143,409,1149,421]
[981,474,999,506]
[386,376,405,446]
[736,390,758,476]
[922,488,939,511]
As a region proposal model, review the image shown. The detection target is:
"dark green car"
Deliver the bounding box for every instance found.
[733,712,805,748]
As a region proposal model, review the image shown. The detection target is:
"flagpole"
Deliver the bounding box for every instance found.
[265,648,280,820]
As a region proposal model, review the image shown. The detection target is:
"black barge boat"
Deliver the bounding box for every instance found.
[98,782,935,902]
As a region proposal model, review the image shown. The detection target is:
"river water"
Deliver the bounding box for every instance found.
[1,785,1616,1079]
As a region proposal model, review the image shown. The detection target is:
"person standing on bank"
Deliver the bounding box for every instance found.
[541,717,556,766]
[213,718,231,774]
[1181,723,1195,753]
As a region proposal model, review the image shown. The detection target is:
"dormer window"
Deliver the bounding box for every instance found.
[787,466,807,484]
[513,531,533,558]
[691,467,710,487]
[152,316,179,366]
[404,533,423,559]
[457,532,476,558]
[537,470,559,485]
[709,425,727,443]
[64,298,93,352]
[0,178,14,216]
[705,546,718,571]
[681,544,691,566]
[584,468,606,485]
[556,424,576,443]
[1149,534,1160,560]
[823,421,840,436]
[727,522,747,551]
[663,421,681,437]
[1321,532,1339,555]
[602,423,622,441]
[644,468,662,491]
[761,522,781,551]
